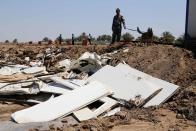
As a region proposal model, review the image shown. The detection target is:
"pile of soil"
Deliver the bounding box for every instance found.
[0,43,195,131]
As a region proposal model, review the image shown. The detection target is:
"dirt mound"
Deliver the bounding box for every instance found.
[104,45,196,122]
[56,108,195,131]
[108,45,195,87]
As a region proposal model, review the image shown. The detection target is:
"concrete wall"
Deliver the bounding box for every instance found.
[187,0,196,38]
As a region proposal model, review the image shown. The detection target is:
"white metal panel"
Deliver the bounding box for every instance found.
[21,67,46,74]
[0,67,21,76]
[73,108,93,121]
[50,77,80,90]
[11,81,112,123]
[103,107,121,117]
[40,83,72,94]
[40,79,86,95]
[87,65,161,101]
[0,82,40,95]
[115,63,179,107]
[73,97,117,121]
[144,77,179,107]
[187,0,196,37]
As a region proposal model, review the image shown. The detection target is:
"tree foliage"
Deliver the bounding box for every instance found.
[122,33,134,42]
[160,31,175,44]
[175,34,185,47]
[13,38,18,43]
[97,35,112,42]
[5,40,9,43]
[42,37,50,42]
[152,35,159,42]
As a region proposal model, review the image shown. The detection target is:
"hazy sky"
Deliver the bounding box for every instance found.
[0,0,186,42]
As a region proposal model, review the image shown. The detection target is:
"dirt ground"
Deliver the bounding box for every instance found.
[0,43,195,131]
[0,102,27,122]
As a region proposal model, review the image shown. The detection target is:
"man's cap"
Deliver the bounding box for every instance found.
[116,8,120,12]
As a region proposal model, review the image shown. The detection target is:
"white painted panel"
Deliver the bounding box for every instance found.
[188,0,196,37]
[50,77,81,90]
[115,63,179,107]
[40,79,86,94]
[87,65,161,101]
[115,64,150,79]
[40,83,72,94]
[103,107,121,117]
[144,77,179,107]
[21,67,46,74]
[74,97,117,121]
[93,97,117,116]
[73,108,93,121]
[0,67,21,76]
[0,82,40,95]
[69,79,86,87]
[11,81,112,123]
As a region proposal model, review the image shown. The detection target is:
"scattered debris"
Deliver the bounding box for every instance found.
[0,44,195,131]
[11,81,113,123]
[73,97,118,121]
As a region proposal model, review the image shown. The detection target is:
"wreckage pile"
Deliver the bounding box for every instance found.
[0,44,195,130]
[0,46,179,123]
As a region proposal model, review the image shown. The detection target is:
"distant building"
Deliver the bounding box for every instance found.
[185,0,196,52]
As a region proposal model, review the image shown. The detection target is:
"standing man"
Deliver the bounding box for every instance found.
[88,34,92,45]
[72,34,75,45]
[111,8,126,44]
[59,34,62,45]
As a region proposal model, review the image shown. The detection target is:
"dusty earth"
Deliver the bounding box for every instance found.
[0,43,195,131]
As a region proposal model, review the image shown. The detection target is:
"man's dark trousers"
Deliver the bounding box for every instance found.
[112,30,121,44]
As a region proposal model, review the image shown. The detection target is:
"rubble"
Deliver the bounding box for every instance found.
[2,53,179,124]
[0,44,195,130]
[11,81,113,123]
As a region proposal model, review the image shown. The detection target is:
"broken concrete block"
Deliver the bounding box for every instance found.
[25,57,30,62]
[30,61,43,67]
[79,52,101,62]
[123,49,129,53]
[69,52,102,74]
[70,59,102,74]
[58,59,71,68]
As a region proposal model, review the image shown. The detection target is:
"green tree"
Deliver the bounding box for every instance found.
[42,37,50,42]
[97,35,112,42]
[5,40,9,43]
[175,34,185,47]
[159,31,175,44]
[152,35,159,42]
[122,33,134,42]
[13,38,18,43]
